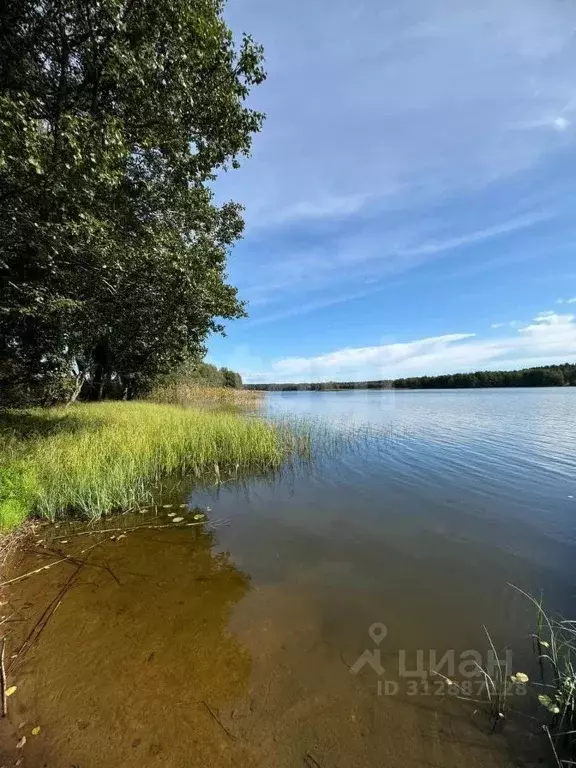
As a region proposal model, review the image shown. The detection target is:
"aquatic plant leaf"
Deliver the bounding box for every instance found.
[6,685,17,697]
[172,517,184,523]
[16,736,26,748]
[537,693,560,712]
[31,726,41,736]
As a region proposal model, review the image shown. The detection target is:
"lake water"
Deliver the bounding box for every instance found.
[4,388,576,767]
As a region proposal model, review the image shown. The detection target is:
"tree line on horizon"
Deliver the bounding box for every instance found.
[245,362,576,391]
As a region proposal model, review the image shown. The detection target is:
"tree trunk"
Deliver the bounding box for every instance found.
[97,375,106,401]
[118,375,130,400]
[66,373,86,408]
[92,337,111,401]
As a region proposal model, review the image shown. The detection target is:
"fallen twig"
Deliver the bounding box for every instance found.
[0,559,68,588]
[304,753,324,767]
[62,521,210,537]
[0,540,108,591]
[0,636,6,718]
[28,547,149,580]
[64,555,120,585]
[38,548,121,585]
[543,725,562,768]
[202,700,236,741]
[0,611,17,626]
[8,560,84,673]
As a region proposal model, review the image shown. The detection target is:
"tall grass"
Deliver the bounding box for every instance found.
[148,383,263,409]
[0,401,300,529]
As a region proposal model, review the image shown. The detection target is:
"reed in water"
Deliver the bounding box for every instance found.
[148,383,263,409]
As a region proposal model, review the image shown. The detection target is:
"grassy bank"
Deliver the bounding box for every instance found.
[0,400,297,530]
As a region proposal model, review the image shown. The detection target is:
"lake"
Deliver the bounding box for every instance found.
[4,388,576,767]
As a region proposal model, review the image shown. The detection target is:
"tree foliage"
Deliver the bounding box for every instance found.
[0,0,265,405]
[158,359,242,389]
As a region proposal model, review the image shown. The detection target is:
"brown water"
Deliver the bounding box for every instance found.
[2,389,576,766]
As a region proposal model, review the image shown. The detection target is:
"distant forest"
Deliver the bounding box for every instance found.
[246,363,576,391]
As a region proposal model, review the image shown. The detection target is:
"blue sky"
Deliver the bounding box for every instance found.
[208,0,576,383]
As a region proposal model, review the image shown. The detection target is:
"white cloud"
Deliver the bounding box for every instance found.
[242,311,576,382]
[269,333,475,378]
[208,0,576,368]
[514,114,572,133]
[554,116,570,132]
[220,0,576,230]
[556,297,576,305]
[215,0,576,323]
[237,212,548,320]
[396,213,549,258]
[259,193,373,227]
[491,320,521,329]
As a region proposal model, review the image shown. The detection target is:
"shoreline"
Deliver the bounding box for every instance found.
[0,398,296,532]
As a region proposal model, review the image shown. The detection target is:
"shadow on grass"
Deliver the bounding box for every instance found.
[0,410,99,441]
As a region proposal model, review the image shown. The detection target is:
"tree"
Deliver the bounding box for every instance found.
[0,0,265,404]
[531,368,564,387]
[221,367,242,388]
[154,359,243,390]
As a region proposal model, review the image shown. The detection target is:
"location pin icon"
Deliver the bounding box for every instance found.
[368,622,388,645]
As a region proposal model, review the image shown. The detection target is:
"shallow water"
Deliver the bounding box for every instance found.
[3,388,576,766]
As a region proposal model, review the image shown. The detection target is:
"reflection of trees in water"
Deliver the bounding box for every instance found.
[146,526,253,699]
[9,524,254,767]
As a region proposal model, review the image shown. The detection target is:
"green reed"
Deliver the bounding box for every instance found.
[0,401,301,528]
[509,585,576,767]
[433,586,576,763]
[431,625,512,730]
